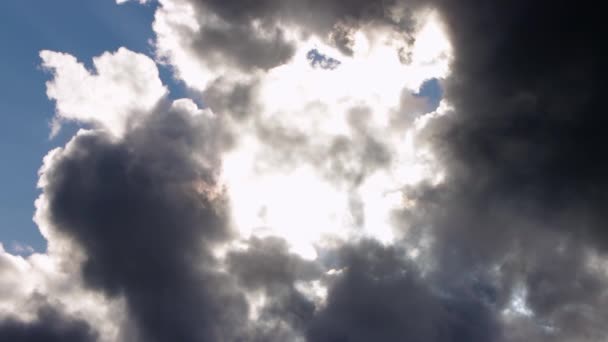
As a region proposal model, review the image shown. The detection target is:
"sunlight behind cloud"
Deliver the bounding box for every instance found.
[218,11,453,258]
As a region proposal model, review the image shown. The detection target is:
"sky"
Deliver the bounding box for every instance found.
[0,0,605,341]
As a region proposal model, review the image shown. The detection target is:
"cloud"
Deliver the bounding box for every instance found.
[226,237,322,340]
[0,243,121,341]
[34,97,251,341]
[307,240,499,342]
[153,0,446,91]
[201,0,608,339]
[40,48,166,137]
[0,305,98,342]
[1,0,606,340]
[388,0,608,340]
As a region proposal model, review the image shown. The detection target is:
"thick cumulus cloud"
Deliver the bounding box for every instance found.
[37,100,251,341]
[153,0,608,340]
[1,0,606,341]
[396,0,608,340]
[41,48,166,137]
[226,238,499,341]
[307,240,499,342]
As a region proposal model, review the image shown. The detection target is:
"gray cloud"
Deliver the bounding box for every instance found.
[392,0,608,339]
[202,77,261,121]
[227,238,501,341]
[191,24,296,71]
[0,305,98,342]
[227,237,322,340]
[187,0,423,70]
[307,240,500,342]
[38,102,249,342]
[250,105,392,190]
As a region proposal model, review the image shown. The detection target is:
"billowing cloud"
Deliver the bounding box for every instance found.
[152,1,453,256]
[41,48,166,137]
[1,0,606,341]
[35,96,249,340]
[307,240,499,342]
[391,0,608,340]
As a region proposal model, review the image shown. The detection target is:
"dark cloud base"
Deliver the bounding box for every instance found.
[0,306,98,342]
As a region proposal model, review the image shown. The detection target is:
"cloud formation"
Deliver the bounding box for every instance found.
[1,0,606,341]
[41,48,166,137]
[37,96,248,340]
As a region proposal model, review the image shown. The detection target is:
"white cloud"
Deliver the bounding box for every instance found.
[151,0,453,257]
[40,48,166,138]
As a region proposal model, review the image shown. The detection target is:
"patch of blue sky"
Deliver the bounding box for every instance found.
[415,78,443,112]
[307,49,341,70]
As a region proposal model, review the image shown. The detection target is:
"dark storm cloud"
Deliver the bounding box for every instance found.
[307,240,499,342]
[39,102,249,342]
[427,0,607,246]
[396,180,608,340]
[393,0,608,339]
[227,238,500,341]
[0,305,98,342]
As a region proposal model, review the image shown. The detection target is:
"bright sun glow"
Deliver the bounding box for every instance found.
[220,12,452,259]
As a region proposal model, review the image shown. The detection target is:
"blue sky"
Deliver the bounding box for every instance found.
[0,0,167,253]
[0,0,442,254]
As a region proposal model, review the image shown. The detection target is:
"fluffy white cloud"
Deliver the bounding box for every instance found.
[40,48,166,137]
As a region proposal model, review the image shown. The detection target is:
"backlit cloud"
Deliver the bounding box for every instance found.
[1,0,606,341]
